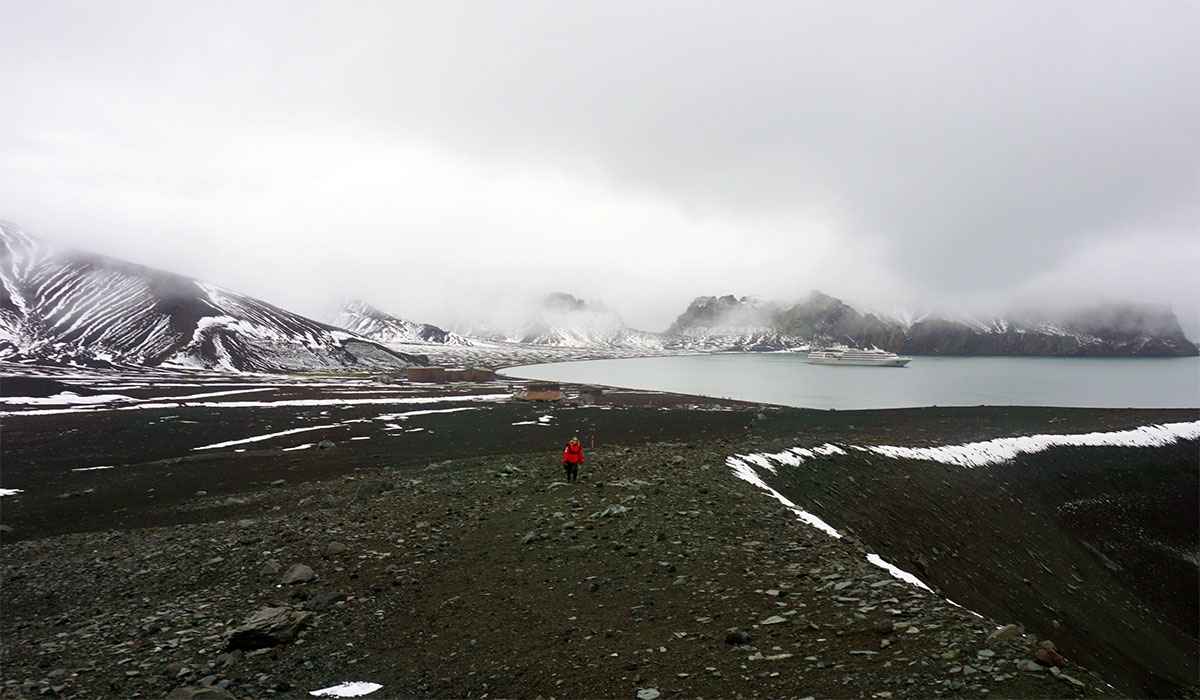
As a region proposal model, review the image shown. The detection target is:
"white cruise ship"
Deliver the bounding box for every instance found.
[806,346,912,367]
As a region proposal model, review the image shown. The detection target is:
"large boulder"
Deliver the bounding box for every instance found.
[281,563,316,585]
[226,606,313,650]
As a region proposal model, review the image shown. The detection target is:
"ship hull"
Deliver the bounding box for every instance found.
[807,349,912,367]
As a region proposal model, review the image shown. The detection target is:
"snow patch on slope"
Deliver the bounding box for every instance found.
[862,421,1200,467]
[724,425,1200,601]
[732,422,1200,471]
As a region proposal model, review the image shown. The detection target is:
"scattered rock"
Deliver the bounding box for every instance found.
[1,407,1159,700]
[988,623,1022,640]
[166,686,238,700]
[597,504,629,518]
[354,480,392,500]
[307,591,349,612]
[1035,648,1065,667]
[281,564,316,585]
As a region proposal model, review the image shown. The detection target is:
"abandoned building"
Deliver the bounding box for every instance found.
[406,366,497,384]
[466,367,495,382]
[576,387,604,405]
[406,366,446,383]
[514,381,563,401]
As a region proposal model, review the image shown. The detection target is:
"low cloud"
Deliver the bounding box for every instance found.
[2,0,1196,336]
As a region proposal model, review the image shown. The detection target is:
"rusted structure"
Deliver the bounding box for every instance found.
[576,386,604,405]
[444,368,468,382]
[466,367,496,382]
[514,381,562,402]
[406,366,446,383]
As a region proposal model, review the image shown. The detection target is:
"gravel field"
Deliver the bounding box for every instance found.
[1,370,1196,699]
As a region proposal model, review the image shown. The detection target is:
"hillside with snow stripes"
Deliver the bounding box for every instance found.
[0,222,423,372]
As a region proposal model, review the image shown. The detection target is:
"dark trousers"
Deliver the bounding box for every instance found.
[564,461,579,482]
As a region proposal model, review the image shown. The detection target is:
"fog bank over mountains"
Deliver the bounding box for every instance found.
[2,223,1196,372]
[343,286,1199,358]
[437,288,1198,356]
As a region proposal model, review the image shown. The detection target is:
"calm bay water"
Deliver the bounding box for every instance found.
[503,353,1200,410]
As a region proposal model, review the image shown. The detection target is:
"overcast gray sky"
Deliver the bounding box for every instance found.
[3,0,1197,336]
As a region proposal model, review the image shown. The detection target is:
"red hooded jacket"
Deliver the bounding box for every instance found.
[563,442,583,464]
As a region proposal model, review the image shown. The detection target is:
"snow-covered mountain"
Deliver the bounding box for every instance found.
[461,293,664,349]
[665,290,1199,357]
[663,295,794,351]
[329,300,472,346]
[0,223,426,372]
[4,218,1191,370]
[900,304,1199,356]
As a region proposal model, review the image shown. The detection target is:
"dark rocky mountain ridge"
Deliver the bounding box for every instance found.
[668,291,1198,357]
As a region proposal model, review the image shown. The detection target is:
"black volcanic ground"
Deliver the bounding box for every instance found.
[0,368,1196,699]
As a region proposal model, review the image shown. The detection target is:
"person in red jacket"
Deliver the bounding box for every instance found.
[562,436,583,482]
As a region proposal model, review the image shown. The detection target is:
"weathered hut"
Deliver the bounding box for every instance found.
[514,381,562,402]
[444,368,468,382]
[407,366,446,383]
[577,387,604,405]
[466,367,496,382]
